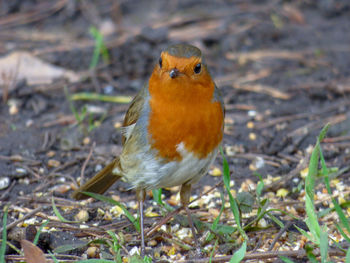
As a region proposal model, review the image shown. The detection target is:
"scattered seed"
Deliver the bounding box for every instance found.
[48,159,61,168]
[209,167,222,176]
[114,122,122,128]
[276,188,289,198]
[46,151,56,157]
[249,132,256,140]
[247,121,254,128]
[300,167,308,178]
[110,205,124,217]
[9,104,19,115]
[75,210,89,222]
[83,137,90,145]
[147,239,157,247]
[86,246,99,258]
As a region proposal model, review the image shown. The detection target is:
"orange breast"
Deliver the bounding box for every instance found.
[148,72,224,161]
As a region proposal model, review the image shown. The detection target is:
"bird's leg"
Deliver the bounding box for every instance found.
[180,183,201,255]
[136,188,146,257]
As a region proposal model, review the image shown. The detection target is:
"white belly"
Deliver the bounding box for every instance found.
[116,142,218,189]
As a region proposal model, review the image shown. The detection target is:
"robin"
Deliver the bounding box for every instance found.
[73,44,224,256]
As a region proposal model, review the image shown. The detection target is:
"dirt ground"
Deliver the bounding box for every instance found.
[1,0,350,262]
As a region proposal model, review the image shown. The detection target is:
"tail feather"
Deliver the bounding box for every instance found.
[72,158,121,200]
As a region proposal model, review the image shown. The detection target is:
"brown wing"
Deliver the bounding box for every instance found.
[121,84,148,144]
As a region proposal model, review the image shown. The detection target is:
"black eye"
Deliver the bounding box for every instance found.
[194,63,201,74]
[159,57,162,68]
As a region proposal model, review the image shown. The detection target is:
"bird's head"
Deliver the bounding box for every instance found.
[149,44,215,102]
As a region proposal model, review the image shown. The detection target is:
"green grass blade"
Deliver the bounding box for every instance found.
[220,148,247,239]
[106,230,121,252]
[336,223,350,243]
[64,86,81,123]
[33,220,49,245]
[305,142,319,203]
[321,151,350,239]
[243,199,270,230]
[254,172,264,199]
[70,92,132,104]
[209,239,219,263]
[294,225,315,243]
[279,256,295,263]
[305,194,320,243]
[301,126,331,244]
[0,206,8,263]
[206,192,225,242]
[82,192,139,232]
[266,212,284,229]
[211,191,225,231]
[54,242,89,253]
[48,250,60,263]
[106,230,122,262]
[76,259,116,263]
[90,29,101,69]
[319,227,328,263]
[318,124,330,142]
[229,240,247,263]
[89,26,110,69]
[346,247,350,263]
[152,188,164,206]
[52,197,72,223]
[306,247,318,263]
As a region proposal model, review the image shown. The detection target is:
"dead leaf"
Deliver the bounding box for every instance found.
[0,51,80,88]
[20,239,47,263]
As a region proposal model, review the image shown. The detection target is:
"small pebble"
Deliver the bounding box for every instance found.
[103,84,114,94]
[25,119,33,127]
[176,227,192,240]
[248,110,257,117]
[86,105,107,115]
[95,164,103,172]
[129,246,139,256]
[15,167,28,177]
[0,177,10,190]
[253,156,265,170]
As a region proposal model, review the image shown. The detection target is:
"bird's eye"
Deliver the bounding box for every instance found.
[194,63,201,74]
[159,57,162,68]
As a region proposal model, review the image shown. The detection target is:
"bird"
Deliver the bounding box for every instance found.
[72,44,224,256]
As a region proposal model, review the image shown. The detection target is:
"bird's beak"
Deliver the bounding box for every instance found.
[169,68,180,79]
